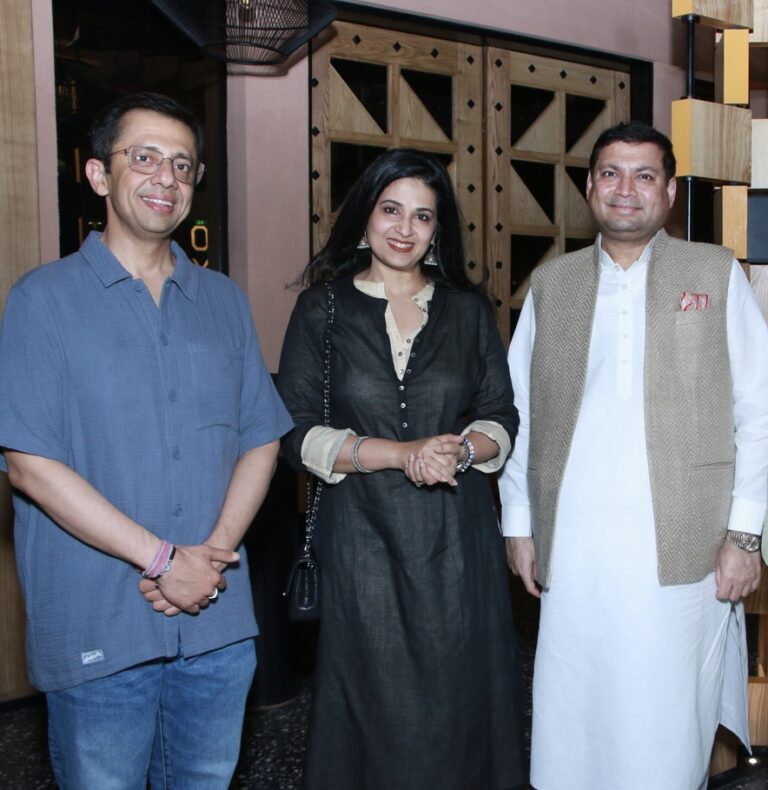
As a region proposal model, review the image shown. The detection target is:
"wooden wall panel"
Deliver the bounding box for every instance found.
[714,186,748,258]
[672,0,753,29]
[0,0,40,701]
[752,0,768,45]
[752,119,768,188]
[671,98,752,183]
[715,29,750,104]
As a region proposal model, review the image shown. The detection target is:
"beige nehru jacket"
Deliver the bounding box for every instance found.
[528,230,734,587]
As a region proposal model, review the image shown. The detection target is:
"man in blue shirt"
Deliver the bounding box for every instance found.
[0,92,293,788]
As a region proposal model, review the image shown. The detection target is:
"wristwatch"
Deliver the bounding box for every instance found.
[725,530,761,553]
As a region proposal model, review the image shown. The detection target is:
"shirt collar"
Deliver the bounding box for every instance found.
[353,278,435,302]
[597,231,657,272]
[81,231,199,302]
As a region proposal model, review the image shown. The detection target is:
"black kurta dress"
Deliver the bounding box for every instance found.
[278,275,526,790]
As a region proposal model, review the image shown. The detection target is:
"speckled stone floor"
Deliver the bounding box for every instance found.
[1,585,767,789]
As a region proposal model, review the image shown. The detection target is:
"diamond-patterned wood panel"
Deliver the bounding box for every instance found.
[311,22,483,277]
[487,49,630,341]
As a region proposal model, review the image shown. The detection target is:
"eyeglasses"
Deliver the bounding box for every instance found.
[107,145,205,185]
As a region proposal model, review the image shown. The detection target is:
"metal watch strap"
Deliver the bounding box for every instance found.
[725,530,761,553]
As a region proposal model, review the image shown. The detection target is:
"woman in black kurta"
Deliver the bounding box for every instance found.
[278,150,526,789]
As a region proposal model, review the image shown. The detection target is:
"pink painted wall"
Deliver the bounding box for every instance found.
[227,65,310,370]
[229,1,692,370]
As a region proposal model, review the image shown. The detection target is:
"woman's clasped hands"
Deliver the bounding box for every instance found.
[403,434,465,488]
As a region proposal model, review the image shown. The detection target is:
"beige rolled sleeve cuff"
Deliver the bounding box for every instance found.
[463,420,511,474]
[301,426,355,484]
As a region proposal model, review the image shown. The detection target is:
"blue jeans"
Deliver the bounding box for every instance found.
[47,639,256,789]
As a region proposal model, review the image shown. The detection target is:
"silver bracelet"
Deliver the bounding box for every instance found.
[456,437,475,473]
[352,435,373,474]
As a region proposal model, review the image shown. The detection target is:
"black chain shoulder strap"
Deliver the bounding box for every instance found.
[301,284,335,557]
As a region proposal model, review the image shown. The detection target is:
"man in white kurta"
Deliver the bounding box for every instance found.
[500,123,768,790]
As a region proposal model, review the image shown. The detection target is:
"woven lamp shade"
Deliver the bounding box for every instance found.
[151,0,336,65]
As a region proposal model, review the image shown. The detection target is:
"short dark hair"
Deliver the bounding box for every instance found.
[589,121,676,182]
[88,92,204,170]
[301,148,481,294]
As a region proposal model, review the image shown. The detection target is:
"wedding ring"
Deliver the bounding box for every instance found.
[208,589,219,601]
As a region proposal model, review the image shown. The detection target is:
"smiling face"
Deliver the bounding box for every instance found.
[586,140,676,248]
[365,177,437,275]
[85,109,197,245]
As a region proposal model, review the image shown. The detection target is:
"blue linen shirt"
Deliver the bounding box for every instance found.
[0,232,293,691]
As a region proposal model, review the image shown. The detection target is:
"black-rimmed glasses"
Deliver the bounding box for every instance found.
[107,145,205,185]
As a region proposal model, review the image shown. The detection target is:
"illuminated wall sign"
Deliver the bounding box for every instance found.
[190,219,209,268]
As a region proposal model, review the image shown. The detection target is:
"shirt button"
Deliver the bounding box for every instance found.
[622,332,629,339]
[621,284,628,290]
[621,309,628,315]
[621,359,629,365]
[160,334,169,346]
[406,368,412,374]
[398,385,405,391]
[400,402,406,409]
[402,422,408,428]
[133,282,143,292]
[406,338,411,344]
[398,351,403,357]
[169,389,178,402]
[172,447,181,460]
[410,352,415,358]
[173,505,184,517]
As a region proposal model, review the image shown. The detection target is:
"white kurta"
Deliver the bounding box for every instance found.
[500,238,768,790]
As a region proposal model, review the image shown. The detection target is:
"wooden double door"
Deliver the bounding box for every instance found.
[310,21,630,341]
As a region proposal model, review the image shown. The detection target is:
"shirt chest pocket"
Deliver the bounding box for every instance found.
[188,343,242,430]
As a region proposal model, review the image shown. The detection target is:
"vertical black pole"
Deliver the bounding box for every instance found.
[685,14,698,241]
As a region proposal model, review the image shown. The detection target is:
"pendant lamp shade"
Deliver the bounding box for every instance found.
[150,0,336,65]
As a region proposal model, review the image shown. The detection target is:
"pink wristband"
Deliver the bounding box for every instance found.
[142,540,175,580]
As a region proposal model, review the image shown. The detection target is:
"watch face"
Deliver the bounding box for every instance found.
[727,532,761,552]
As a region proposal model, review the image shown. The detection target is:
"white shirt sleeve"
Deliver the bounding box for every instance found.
[499,292,536,537]
[726,261,768,535]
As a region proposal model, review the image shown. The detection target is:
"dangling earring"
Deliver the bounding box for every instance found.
[357,231,370,250]
[423,241,438,267]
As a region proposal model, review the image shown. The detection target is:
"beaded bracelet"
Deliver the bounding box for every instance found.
[142,540,176,580]
[456,437,475,474]
[352,435,374,474]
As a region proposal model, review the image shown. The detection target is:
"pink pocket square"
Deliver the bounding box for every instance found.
[680,291,709,312]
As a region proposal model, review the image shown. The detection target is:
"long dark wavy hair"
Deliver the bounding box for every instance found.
[299,148,484,294]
